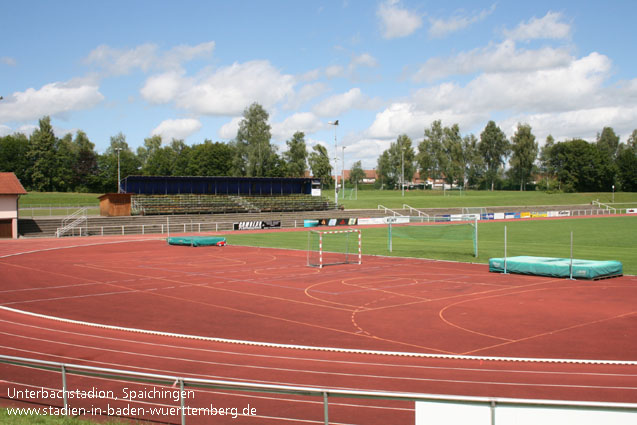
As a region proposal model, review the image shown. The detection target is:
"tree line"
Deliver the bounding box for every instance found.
[1,102,636,193]
[377,120,637,192]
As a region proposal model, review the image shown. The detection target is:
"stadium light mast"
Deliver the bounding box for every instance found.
[401,147,405,197]
[115,147,122,194]
[328,120,339,206]
[341,146,346,199]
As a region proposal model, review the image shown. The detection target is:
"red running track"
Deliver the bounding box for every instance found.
[1,235,636,424]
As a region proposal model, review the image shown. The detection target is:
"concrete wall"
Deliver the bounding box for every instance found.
[0,195,19,238]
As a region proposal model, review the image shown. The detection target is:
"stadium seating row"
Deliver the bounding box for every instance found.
[130,194,337,215]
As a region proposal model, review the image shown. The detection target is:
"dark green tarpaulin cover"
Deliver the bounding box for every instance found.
[167,236,226,247]
[489,256,622,279]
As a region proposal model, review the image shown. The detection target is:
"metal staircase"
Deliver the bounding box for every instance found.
[56,207,88,237]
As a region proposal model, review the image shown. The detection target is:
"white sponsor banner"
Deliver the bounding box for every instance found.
[494,212,505,220]
[358,217,386,225]
[627,208,637,214]
[416,401,635,425]
[383,216,410,224]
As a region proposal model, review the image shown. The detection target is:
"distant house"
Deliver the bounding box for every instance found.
[0,172,27,238]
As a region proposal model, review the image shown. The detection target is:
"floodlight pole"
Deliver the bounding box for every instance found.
[612,185,615,203]
[401,148,405,197]
[341,146,346,199]
[328,120,339,207]
[115,147,123,194]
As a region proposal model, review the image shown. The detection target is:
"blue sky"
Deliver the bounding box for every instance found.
[1,0,636,168]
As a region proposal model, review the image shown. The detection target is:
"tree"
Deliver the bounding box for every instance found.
[478,121,510,191]
[626,129,637,154]
[233,102,276,177]
[283,131,308,177]
[137,135,162,173]
[98,133,141,192]
[538,135,556,190]
[596,127,620,160]
[0,133,30,186]
[377,134,415,189]
[27,116,58,192]
[168,139,192,176]
[188,140,235,176]
[547,139,614,192]
[349,160,366,185]
[308,144,332,188]
[509,123,539,191]
[71,130,100,192]
[417,120,445,183]
[441,124,464,188]
[461,134,484,188]
[616,148,637,191]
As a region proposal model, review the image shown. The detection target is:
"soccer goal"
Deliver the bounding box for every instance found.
[387,215,478,258]
[307,228,362,268]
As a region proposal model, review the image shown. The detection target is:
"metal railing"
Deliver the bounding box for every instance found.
[1,354,636,425]
[377,204,404,216]
[56,207,88,237]
[402,204,429,218]
[593,200,617,213]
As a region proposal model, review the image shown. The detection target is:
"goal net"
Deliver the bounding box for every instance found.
[387,215,478,258]
[307,228,362,268]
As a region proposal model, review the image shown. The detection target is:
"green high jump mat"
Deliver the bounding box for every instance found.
[167,236,227,247]
[489,256,622,280]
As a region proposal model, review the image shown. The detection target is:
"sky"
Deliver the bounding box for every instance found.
[1,0,637,169]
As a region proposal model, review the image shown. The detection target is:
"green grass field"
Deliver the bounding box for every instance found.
[338,189,637,210]
[226,216,637,274]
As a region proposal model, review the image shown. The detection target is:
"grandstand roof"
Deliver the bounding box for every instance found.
[0,172,27,195]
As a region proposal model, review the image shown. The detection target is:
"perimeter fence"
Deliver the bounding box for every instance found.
[58,207,634,238]
[1,354,637,425]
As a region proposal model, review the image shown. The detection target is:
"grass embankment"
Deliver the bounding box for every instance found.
[338,189,637,210]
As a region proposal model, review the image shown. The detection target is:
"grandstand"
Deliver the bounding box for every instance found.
[130,194,336,215]
[99,175,337,216]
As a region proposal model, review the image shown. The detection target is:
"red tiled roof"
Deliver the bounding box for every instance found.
[0,172,27,195]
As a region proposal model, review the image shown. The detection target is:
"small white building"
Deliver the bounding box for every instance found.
[0,172,27,239]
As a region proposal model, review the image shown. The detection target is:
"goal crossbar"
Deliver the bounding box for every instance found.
[307,228,362,268]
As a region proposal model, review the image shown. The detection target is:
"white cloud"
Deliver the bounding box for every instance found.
[271,112,324,141]
[351,53,378,69]
[1,56,17,66]
[218,117,242,139]
[151,118,202,142]
[285,82,329,110]
[325,65,345,79]
[413,40,573,82]
[141,60,295,116]
[85,41,215,76]
[140,71,187,104]
[85,43,158,76]
[377,0,422,39]
[313,88,379,117]
[504,11,571,41]
[0,80,104,122]
[428,4,495,39]
[368,51,616,144]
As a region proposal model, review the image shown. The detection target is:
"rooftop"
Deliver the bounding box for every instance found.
[0,172,27,195]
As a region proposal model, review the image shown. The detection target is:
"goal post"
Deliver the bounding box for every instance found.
[387,215,478,258]
[307,228,362,268]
